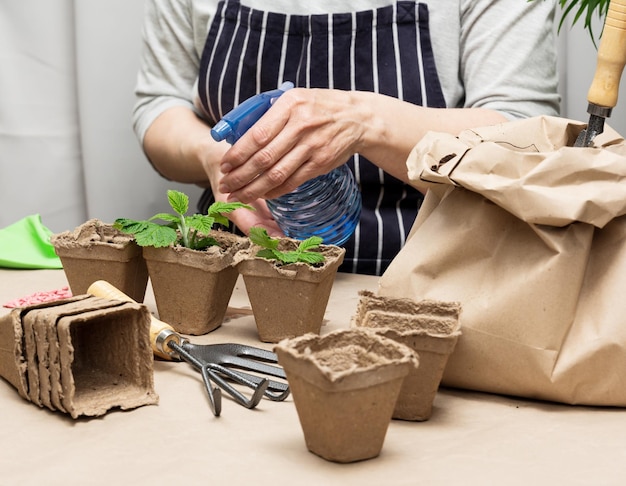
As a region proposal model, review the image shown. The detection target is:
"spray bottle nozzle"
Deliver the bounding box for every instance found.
[210,82,294,145]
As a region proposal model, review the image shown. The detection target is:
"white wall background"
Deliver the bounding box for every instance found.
[0,0,196,234]
[1,1,625,234]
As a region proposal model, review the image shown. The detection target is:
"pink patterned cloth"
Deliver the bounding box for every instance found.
[3,287,73,308]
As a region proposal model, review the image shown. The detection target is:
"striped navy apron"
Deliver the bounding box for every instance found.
[196,0,446,275]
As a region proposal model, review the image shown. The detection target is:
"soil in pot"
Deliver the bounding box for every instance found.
[235,239,345,343]
[51,219,149,302]
[274,328,418,463]
[142,230,249,335]
[352,290,461,421]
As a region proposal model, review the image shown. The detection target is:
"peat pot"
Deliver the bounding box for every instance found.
[352,290,461,421]
[51,219,149,302]
[141,231,249,335]
[274,328,418,463]
[235,240,345,343]
[0,295,157,418]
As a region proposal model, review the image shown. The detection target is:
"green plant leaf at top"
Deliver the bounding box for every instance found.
[168,190,189,215]
[533,0,610,46]
[559,0,609,45]
[209,201,253,214]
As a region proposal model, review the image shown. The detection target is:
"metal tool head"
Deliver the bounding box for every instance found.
[168,340,289,416]
[574,104,612,147]
[182,342,289,397]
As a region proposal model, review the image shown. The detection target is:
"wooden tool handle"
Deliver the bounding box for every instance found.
[587,0,626,109]
[87,280,181,360]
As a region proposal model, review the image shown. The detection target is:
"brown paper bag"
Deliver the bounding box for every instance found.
[378,115,626,406]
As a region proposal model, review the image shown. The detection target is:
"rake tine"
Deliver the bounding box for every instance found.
[168,341,222,416]
[206,364,269,409]
[200,365,222,416]
[264,388,291,402]
[218,368,290,401]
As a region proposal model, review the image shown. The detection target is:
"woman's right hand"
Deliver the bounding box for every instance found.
[207,145,284,237]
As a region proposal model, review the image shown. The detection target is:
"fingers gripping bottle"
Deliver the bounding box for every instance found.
[211,82,361,246]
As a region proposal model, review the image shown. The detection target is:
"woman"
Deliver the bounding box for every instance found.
[133,0,560,275]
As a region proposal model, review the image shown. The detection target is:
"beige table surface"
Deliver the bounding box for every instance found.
[1,268,625,485]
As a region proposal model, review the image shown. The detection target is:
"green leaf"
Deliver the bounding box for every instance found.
[186,214,215,234]
[551,0,610,45]
[133,223,178,247]
[295,252,325,265]
[167,190,189,215]
[192,236,220,250]
[280,251,302,264]
[113,218,174,247]
[249,226,326,265]
[207,201,255,227]
[256,248,280,261]
[149,213,181,224]
[208,201,254,215]
[213,214,228,227]
[249,227,279,250]
[114,218,150,235]
[297,236,323,252]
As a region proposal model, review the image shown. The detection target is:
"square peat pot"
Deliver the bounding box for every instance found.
[0,295,157,419]
[51,219,149,303]
[274,328,418,463]
[352,290,461,421]
[141,231,249,335]
[235,241,345,343]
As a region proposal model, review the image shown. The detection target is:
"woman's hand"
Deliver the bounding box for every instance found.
[204,144,282,236]
[218,88,366,203]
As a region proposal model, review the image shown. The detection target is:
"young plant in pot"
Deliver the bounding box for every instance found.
[235,227,346,343]
[114,190,251,335]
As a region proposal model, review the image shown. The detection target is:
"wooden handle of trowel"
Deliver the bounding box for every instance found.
[587,0,626,109]
[87,280,181,360]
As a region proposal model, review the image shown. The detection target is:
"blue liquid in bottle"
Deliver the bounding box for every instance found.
[211,83,361,246]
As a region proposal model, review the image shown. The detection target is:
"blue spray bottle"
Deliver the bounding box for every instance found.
[211,82,361,246]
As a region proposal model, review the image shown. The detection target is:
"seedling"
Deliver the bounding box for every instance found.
[114,190,252,250]
[249,227,326,265]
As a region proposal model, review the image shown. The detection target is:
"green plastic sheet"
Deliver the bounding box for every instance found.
[0,215,63,269]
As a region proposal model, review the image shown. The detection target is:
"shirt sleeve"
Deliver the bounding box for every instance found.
[132,0,203,145]
[459,0,561,120]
